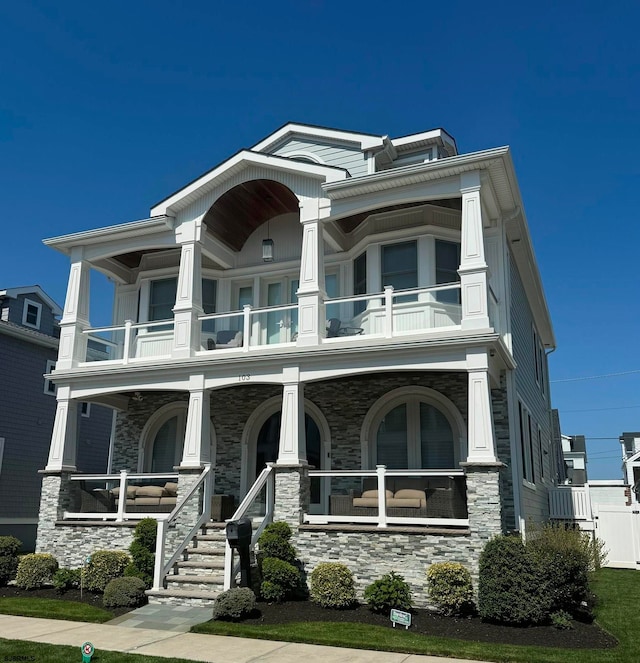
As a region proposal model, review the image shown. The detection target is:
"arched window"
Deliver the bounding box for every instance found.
[364,388,465,470]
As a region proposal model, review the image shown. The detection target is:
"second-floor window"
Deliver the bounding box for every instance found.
[381,241,417,292]
[435,240,461,304]
[23,298,42,329]
[353,252,367,315]
[148,277,217,321]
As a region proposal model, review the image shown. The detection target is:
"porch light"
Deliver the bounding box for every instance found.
[262,238,274,262]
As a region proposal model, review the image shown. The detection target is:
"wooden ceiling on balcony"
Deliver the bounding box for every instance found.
[203,179,300,251]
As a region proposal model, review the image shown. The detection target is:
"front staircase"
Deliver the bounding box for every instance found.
[147,522,227,606]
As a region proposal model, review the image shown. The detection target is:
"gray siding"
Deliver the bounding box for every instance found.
[7,293,58,337]
[509,251,553,523]
[270,138,368,177]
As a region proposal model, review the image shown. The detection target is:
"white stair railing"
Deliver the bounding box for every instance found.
[152,464,213,592]
[223,464,275,590]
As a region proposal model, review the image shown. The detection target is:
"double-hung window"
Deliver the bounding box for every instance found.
[518,401,536,484]
[22,298,42,329]
[435,240,461,304]
[149,278,177,322]
[381,241,417,303]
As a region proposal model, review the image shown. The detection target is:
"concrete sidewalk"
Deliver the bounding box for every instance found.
[0,614,484,663]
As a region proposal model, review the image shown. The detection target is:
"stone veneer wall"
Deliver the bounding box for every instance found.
[491,373,515,531]
[294,468,503,609]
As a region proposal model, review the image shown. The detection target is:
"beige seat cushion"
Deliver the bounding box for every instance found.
[164,482,178,495]
[136,485,165,498]
[361,489,393,499]
[111,486,137,498]
[387,497,422,509]
[135,497,162,506]
[159,496,177,506]
[352,497,380,508]
[394,488,425,500]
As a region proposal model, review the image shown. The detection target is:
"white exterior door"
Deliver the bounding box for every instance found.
[593,504,640,569]
[264,277,298,344]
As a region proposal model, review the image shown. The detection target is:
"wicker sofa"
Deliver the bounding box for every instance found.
[329,476,467,520]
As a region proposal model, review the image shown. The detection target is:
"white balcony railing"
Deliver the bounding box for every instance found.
[549,485,593,521]
[78,284,463,365]
[305,466,469,528]
[64,471,180,522]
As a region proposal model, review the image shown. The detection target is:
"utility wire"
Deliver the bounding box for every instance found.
[561,404,640,413]
[551,369,640,383]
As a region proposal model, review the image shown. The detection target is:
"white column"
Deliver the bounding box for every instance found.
[173,220,204,358]
[57,251,90,369]
[465,348,498,463]
[181,384,211,468]
[459,172,490,330]
[277,372,306,464]
[45,387,78,471]
[296,199,326,347]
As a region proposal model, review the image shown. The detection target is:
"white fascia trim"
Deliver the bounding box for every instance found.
[0,286,62,316]
[251,123,384,153]
[43,216,175,256]
[391,128,458,154]
[323,147,510,199]
[151,150,349,216]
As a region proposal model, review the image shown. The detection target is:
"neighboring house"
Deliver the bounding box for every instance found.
[0,286,113,549]
[35,122,556,606]
[561,434,588,485]
[620,432,640,501]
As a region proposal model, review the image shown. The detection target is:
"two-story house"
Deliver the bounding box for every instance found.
[0,286,113,549]
[36,122,555,606]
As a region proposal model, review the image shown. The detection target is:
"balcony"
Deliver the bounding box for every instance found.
[79,283,463,366]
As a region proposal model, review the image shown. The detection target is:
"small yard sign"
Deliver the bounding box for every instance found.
[390,608,412,629]
[81,641,95,663]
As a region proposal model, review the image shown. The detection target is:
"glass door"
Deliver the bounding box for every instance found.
[264,276,298,344]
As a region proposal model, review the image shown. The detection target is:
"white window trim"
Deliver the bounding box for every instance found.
[81,402,91,418]
[44,360,56,395]
[22,298,42,329]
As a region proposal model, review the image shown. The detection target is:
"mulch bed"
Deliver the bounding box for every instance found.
[0,585,132,618]
[243,600,618,650]
[0,586,618,650]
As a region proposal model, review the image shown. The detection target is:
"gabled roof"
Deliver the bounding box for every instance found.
[0,286,62,316]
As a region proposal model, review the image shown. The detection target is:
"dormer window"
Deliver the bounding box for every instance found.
[22,298,42,329]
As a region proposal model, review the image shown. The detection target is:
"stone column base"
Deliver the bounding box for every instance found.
[273,463,310,528]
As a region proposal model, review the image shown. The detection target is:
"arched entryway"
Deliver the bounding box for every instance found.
[242,397,330,512]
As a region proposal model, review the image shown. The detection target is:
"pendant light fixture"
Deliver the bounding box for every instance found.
[262,218,274,262]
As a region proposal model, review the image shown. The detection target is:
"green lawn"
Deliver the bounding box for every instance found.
[0,640,199,663]
[192,568,636,663]
[0,597,114,623]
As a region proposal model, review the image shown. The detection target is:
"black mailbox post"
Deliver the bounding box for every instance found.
[225,517,252,588]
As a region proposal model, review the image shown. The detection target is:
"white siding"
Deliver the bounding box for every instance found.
[270,138,368,178]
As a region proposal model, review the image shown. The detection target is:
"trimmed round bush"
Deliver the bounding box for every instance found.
[478,535,551,625]
[53,568,82,593]
[132,518,157,551]
[310,562,356,609]
[0,535,22,586]
[260,557,300,602]
[364,571,412,614]
[427,562,474,616]
[103,576,147,609]
[83,550,130,593]
[212,587,256,621]
[257,531,296,564]
[263,521,292,540]
[15,553,59,589]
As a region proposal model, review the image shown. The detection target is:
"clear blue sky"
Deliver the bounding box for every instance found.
[1,1,638,480]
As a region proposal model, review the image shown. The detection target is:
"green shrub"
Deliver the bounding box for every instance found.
[364,571,412,614]
[260,557,300,602]
[257,531,296,564]
[15,553,59,589]
[53,568,82,593]
[0,535,21,586]
[478,535,551,625]
[550,609,574,630]
[427,562,474,616]
[83,550,130,593]
[263,521,292,540]
[310,562,356,609]
[132,518,157,551]
[103,576,147,609]
[123,519,157,589]
[212,587,256,620]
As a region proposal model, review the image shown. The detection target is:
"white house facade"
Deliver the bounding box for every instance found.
[35,123,556,606]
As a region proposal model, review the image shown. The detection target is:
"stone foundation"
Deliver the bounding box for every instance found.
[273,464,310,527]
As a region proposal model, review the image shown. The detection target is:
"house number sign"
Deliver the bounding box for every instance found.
[390,608,412,629]
[238,374,251,381]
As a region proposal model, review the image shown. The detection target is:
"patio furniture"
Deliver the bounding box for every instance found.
[207,330,243,350]
[326,318,364,338]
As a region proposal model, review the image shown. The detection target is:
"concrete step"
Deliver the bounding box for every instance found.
[174,559,225,574]
[147,587,220,607]
[184,547,225,563]
[165,574,224,593]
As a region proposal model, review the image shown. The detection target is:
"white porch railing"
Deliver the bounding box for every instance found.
[549,485,593,521]
[223,464,275,591]
[65,471,179,522]
[305,466,469,528]
[152,464,214,592]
